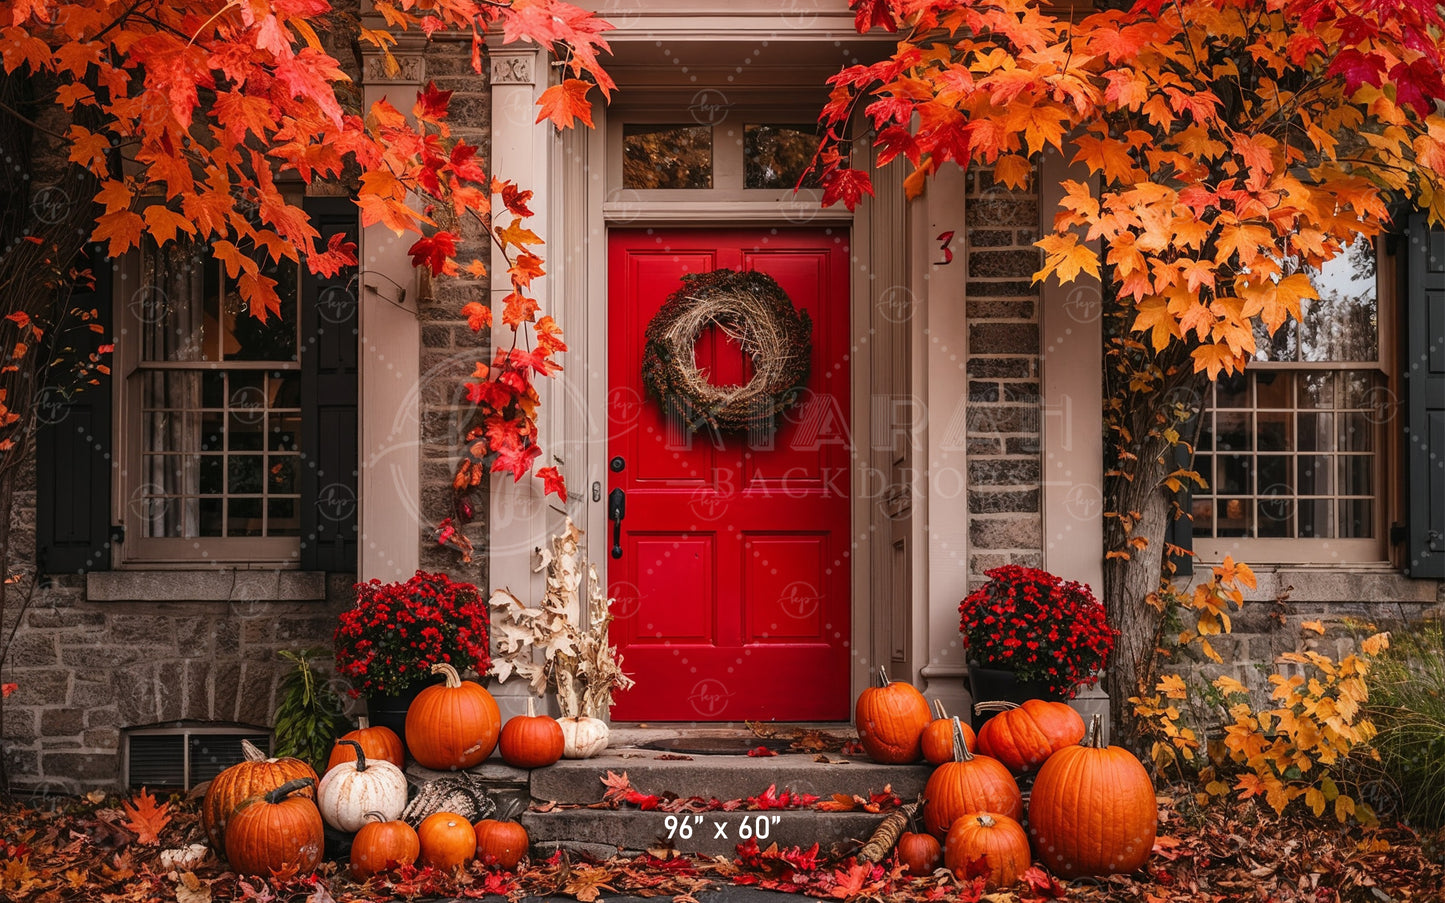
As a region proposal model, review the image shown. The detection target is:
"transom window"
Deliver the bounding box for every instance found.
[120,239,303,563]
[1192,239,1388,562]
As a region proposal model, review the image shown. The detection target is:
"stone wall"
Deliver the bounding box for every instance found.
[963,165,1044,582]
[2,573,356,793]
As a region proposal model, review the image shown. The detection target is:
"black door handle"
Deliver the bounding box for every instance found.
[608,488,626,559]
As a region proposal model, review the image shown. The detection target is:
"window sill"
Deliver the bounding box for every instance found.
[1187,563,1439,605]
[87,569,328,603]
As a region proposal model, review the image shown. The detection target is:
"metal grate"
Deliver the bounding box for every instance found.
[123,723,271,790]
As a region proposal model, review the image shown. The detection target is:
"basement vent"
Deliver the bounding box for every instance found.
[122,722,272,790]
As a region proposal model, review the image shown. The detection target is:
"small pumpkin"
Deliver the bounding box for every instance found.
[922,699,975,765]
[223,778,324,876]
[855,666,931,764]
[417,811,477,870]
[405,663,501,770]
[975,699,1085,774]
[922,717,1023,839]
[945,812,1030,890]
[558,715,610,759]
[474,818,529,870]
[329,717,405,771]
[317,739,409,833]
[351,811,420,879]
[897,831,942,875]
[202,739,317,851]
[1028,714,1157,878]
[499,698,565,769]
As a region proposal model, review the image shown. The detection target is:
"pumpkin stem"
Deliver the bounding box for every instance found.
[971,700,1021,715]
[527,696,537,718]
[932,699,947,720]
[265,777,316,804]
[363,810,387,824]
[431,662,462,688]
[976,814,995,828]
[358,716,370,730]
[877,666,890,688]
[1086,712,1104,748]
[240,738,268,762]
[339,738,367,771]
[950,717,974,762]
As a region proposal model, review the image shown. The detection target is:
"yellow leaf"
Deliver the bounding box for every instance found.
[1156,674,1188,699]
[992,153,1032,190]
[1361,632,1390,656]
[1305,787,1326,817]
[1034,232,1100,283]
[1198,637,1222,663]
[1301,620,1326,635]
[1213,675,1249,697]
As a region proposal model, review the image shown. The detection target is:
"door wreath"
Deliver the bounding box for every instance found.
[641,268,813,434]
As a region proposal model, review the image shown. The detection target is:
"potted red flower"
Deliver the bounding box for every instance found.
[334,571,492,737]
[959,565,1115,714]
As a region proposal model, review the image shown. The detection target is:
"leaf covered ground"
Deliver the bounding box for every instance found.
[2,786,1443,903]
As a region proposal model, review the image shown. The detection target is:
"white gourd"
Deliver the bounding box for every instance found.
[318,740,408,832]
[558,716,609,759]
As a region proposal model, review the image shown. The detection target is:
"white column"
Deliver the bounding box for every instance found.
[358,48,425,582]
[918,165,971,716]
[486,46,555,606]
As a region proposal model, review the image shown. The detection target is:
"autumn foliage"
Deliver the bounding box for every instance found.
[0,0,614,521]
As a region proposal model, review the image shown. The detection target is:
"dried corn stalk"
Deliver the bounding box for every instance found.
[489,518,635,718]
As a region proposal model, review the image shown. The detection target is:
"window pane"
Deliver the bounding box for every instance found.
[269,456,298,494]
[623,124,712,189]
[227,258,298,361]
[1299,240,1377,362]
[1257,411,1293,451]
[1339,499,1373,538]
[1255,372,1292,408]
[139,242,212,362]
[1219,455,1252,494]
[228,498,263,537]
[200,455,224,495]
[1218,498,1252,536]
[1258,497,1294,537]
[1215,374,1250,407]
[1339,455,1373,496]
[1338,412,1373,451]
[1298,413,1334,452]
[1215,412,1251,451]
[744,124,821,190]
[1298,455,1333,495]
[1298,372,1335,408]
[228,456,264,495]
[1258,455,1291,494]
[268,499,300,536]
[1299,499,1333,537]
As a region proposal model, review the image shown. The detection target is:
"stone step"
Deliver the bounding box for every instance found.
[530,750,931,806]
[521,806,892,858]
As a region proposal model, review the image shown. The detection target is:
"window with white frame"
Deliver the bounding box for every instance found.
[1191,239,1389,563]
[117,239,304,565]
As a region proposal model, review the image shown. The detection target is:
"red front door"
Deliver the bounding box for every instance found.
[607,229,852,722]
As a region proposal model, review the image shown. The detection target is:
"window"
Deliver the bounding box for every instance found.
[1192,239,1389,562]
[117,239,305,565]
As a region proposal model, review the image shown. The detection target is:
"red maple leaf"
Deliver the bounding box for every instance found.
[820,167,874,210]
[501,182,535,217]
[535,466,566,500]
[413,82,453,122]
[746,746,777,757]
[1020,865,1068,899]
[408,231,457,275]
[1327,47,1386,91]
[121,787,171,844]
[1,683,14,698]
[850,0,898,33]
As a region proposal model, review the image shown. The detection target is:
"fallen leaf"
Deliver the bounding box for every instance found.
[121,788,171,845]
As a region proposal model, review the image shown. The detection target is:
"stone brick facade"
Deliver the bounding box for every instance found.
[964,166,1044,582]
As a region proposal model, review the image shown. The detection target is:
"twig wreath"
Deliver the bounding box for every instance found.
[641,269,813,434]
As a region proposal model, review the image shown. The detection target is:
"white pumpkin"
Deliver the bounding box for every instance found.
[558,716,609,759]
[317,739,409,832]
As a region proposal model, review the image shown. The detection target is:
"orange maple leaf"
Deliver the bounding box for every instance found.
[535,79,595,130]
[122,787,171,844]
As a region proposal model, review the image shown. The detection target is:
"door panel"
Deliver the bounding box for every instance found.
[607,229,851,721]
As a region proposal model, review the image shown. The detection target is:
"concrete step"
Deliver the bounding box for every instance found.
[521,806,892,858]
[530,750,930,806]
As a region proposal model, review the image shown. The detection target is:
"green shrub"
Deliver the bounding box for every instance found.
[1365,621,1445,829]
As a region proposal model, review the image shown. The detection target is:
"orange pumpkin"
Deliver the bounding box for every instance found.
[417,811,477,870]
[922,699,975,765]
[223,778,324,876]
[897,831,942,875]
[975,699,1085,774]
[351,811,420,879]
[202,739,317,851]
[945,812,1031,890]
[922,717,1022,839]
[499,698,565,769]
[474,818,529,870]
[855,666,931,764]
[405,663,500,770]
[1028,715,1157,878]
[329,717,405,771]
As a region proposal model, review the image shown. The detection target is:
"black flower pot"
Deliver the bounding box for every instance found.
[365,681,426,745]
[965,663,1066,731]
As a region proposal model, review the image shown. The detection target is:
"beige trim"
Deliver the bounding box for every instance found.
[1040,144,1106,594]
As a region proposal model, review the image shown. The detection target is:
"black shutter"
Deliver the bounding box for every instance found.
[1405,215,1445,579]
[299,198,359,573]
[36,244,114,575]
[1165,437,1195,579]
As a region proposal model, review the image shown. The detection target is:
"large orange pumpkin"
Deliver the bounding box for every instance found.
[474,818,529,870]
[922,717,1022,839]
[328,717,405,771]
[922,699,975,765]
[1028,715,1157,878]
[976,699,1085,774]
[405,663,500,770]
[855,667,931,764]
[223,778,324,877]
[417,811,477,870]
[945,812,1031,890]
[351,811,420,879]
[202,739,317,851]
[499,698,565,769]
